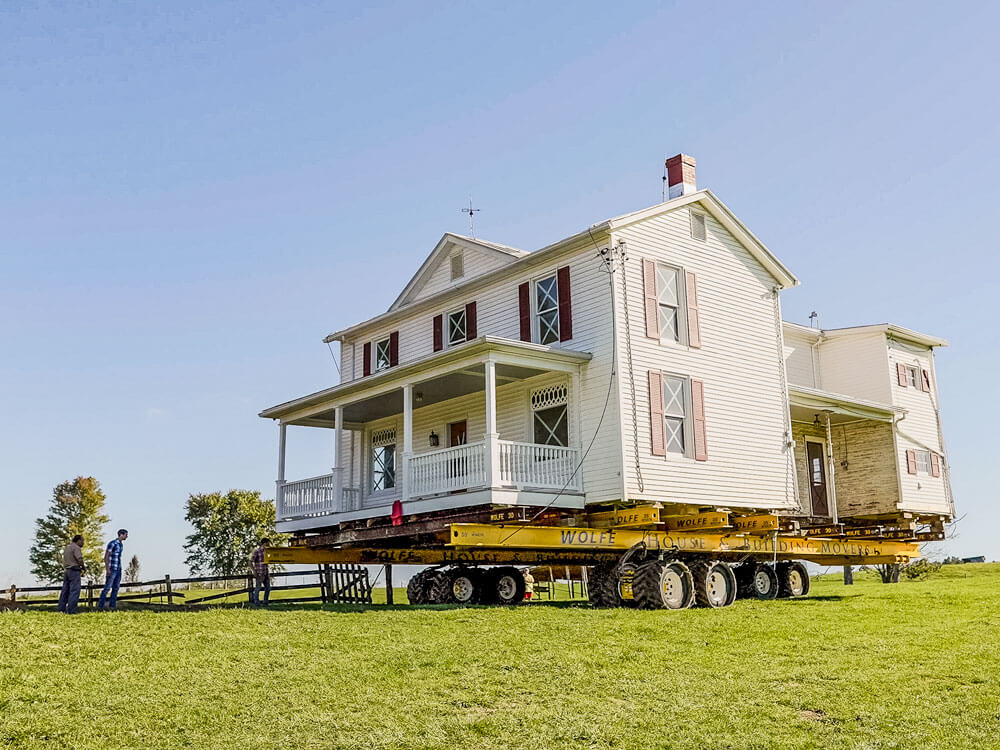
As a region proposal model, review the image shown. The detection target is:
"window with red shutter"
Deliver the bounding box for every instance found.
[930,452,941,477]
[388,331,399,367]
[465,301,477,341]
[432,315,443,352]
[518,282,531,342]
[897,362,908,387]
[648,371,666,456]
[363,342,372,377]
[905,449,917,475]
[685,271,701,349]
[642,259,659,339]
[691,379,708,461]
[921,369,931,392]
[557,265,572,341]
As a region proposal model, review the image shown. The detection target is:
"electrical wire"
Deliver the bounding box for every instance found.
[617,243,644,493]
[326,341,342,376]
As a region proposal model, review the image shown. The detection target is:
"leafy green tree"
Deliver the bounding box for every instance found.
[124,554,141,583]
[30,477,111,584]
[183,490,286,577]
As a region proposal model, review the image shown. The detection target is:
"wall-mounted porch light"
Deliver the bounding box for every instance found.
[429,431,439,447]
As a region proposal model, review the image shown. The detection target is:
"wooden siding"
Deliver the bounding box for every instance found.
[816,333,892,403]
[612,207,797,510]
[408,246,516,307]
[783,327,817,389]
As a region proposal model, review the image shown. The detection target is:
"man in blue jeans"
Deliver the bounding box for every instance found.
[98,529,128,611]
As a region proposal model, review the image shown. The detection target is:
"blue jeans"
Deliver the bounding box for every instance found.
[99,568,122,609]
[251,575,270,606]
[58,568,82,614]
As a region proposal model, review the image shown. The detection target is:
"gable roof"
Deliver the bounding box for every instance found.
[389,233,527,312]
[782,321,948,348]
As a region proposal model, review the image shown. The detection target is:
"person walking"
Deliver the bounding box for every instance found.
[98,529,128,611]
[250,538,270,607]
[57,535,86,614]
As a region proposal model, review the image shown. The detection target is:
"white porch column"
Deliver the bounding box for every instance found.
[484,358,500,488]
[276,422,287,517]
[402,383,413,501]
[824,412,839,525]
[332,407,344,511]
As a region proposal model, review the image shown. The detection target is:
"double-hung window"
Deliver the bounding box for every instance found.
[447,309,466,347]
[657,264,682,343]
[531,385,569,447]
[914,449,932,474]
[374,337,391,371]
[371,428,396,492]
[662,375,688,455]
[535,274,560,345]
[905,365,919,389]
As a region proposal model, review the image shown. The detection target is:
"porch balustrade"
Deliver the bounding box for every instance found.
[409,441,488,497]
[498,440,583,492]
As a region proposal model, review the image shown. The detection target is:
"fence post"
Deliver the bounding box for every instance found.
[385,564,394,605]
[165,574,173,605]
[87,582,94,609]
[9,585,17,603]
[843,565,854,585]
[319,566,328,604]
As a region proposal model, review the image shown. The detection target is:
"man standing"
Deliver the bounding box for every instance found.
[98,529,128,611]
[57,535,85,614]
[250,538,270,607]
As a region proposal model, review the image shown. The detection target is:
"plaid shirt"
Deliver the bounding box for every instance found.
[251,547,268,579]
[106,539,123,571]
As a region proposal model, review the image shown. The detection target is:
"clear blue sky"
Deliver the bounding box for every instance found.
[3,2,998,583]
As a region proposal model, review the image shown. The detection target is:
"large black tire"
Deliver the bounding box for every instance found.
[406,569,434,604]
[426,569,455,604]
[487,566,526,605]
[778,561,810,598]
[633,559,694,610]
[449,567,484,605]
[737,563,779,601]
[690,559,737,608]
[588,562,620,608]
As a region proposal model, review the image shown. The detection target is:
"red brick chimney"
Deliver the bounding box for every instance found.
[665,154,696,199]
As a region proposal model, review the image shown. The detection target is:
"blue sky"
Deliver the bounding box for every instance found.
[2,2,998,583]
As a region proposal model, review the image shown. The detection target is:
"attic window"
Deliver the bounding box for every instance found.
[450,252,464,281]
[690,212,707,241]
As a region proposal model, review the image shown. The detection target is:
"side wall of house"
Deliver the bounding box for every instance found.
[783,326,818,389]
[888,340,952,515]
[612,206,797,510]
[816,333,892,402]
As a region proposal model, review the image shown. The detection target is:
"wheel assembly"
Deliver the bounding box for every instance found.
[737,562,779,601]
[406,568,436,604]
[588,562,619,608]
[633,559,694,610]
[690,559,737,608]
[487,566,526,605]
[777,561,810,598]
[449,567,484,605]
[426,569,455,604]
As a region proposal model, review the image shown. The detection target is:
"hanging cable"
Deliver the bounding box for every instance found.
[772,286,799,511]
[326,341,342,377]
[617,242,644,493]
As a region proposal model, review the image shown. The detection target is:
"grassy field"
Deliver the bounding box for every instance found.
[1,564,997,750]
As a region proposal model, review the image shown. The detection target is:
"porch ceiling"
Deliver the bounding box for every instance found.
[788,385,899,424]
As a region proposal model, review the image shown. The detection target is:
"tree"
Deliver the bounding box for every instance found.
[30,477,111,584]
[124,554,141,583]
[183,490,286,577]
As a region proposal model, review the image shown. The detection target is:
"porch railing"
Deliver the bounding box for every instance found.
[278,473,361,519]
[498,440,582,491]
[409,441,487,497]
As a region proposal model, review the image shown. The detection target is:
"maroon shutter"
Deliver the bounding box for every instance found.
[465,301,477,341]
[518,282,531,341]
[432,315,443,352]
[685,270,701,348]
[388,331,399,367]
[692,378,708,461]
[896,362,908,387]
[648,371,665,456]
[362,341,372,377]
[643,258,659,339]
[906,449,917,475]
[557,265,572,341]
[930,452,941,477]
[921,369,931,392]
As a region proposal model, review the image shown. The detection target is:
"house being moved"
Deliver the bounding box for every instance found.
[260,154,953,541]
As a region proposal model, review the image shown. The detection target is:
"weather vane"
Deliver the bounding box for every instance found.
[461,197,480,237]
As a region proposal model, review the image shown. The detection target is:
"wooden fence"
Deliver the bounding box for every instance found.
[1,565,371,610]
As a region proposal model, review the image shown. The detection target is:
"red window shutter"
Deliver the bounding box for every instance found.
[465,301,477,341]
[906,449,917,475]
[557,265,572,341]
[896,362,908,387]
[648,371,665,456]
[363,342,372,377]
[388,331,399,367]
[518,282,531,342]
[692,378,708,462]
[643,258,659,339]
[432,315,443,352]
[685,270,701,349]
[921,369,931,392]
[930,452,941,477]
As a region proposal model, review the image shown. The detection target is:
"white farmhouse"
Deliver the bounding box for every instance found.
[261,154,953,538]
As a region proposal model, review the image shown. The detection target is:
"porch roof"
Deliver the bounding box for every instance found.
[788,385,901,424]
[259,336,592,424]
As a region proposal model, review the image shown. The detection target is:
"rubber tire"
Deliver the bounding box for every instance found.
[633,559,695,610]
[449,568,484,605]
[588,562,620,608]
[616,561,640,608]
[690,559,737,608]
[748,563,779,601]
[426,569,455,605]
[488,566,526,605]
[778,561,810,598]
[734,562,756,599]
[406,569,434,604]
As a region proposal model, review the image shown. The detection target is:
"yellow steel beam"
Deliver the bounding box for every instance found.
[447,523,919,563]
[586,505,661,528]
[731,514,782,534]
[662,511,730,532]
[266,545,621,567]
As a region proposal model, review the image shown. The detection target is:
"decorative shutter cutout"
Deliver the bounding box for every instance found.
[921,369,931,392]
[648,370,665,456]
[518,282,531,342]
[465,301,477,341]
[685,270,701,348]
[388,331,399,367]
[642,258,659,339]
[691,378,708,461]
[896,363,908,387]
[432,315,443,352]
[557,265,572,341]
[905,449,917,475]
[363,342,372,377]
[930,452,941,477]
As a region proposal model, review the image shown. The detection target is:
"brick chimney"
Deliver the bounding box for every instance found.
[665,154,696,199]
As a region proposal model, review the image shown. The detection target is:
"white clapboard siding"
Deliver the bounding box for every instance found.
[816,333,892,404]
[409,245,518,305]
[782,326,818,388]
[612,206,796,510]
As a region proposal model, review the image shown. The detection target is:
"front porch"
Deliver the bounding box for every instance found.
[261,337,591,532]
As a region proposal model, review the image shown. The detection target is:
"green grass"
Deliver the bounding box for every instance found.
[1,564,998,749]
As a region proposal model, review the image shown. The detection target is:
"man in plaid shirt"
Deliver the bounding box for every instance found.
[250,538,270,607]
[98,529,128,611]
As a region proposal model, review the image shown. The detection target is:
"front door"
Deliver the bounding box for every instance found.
[807,441,829,516]
[447,421,468,491]
[449,421,467,447]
